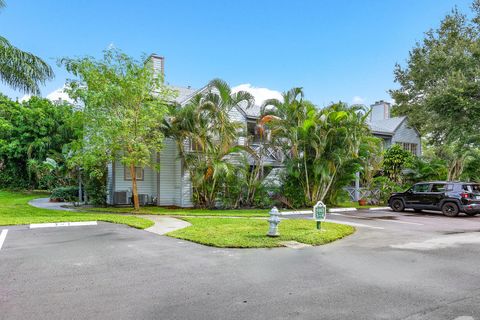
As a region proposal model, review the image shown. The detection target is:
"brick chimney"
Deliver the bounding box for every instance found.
[370,100,391,121]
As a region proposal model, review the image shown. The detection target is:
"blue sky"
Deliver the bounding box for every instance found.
[0,0,473,106]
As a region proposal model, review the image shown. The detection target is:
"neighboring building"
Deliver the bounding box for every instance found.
[368,100,421,156]
[106,55,283,207]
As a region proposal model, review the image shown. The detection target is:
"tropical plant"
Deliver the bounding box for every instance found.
[0,95,81,189]
[61,48,174,210]
[260,90,373,207]
[0,2,53,94]
[382,144,414,184]
[163,79,254,208]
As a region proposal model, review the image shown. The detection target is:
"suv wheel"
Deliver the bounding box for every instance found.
[391,199,405,212]
[442,202,459,217]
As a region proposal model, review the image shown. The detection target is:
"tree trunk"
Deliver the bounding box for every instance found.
[130,163,140,211]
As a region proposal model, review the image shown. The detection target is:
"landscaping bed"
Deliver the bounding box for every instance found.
[167,217,355,248]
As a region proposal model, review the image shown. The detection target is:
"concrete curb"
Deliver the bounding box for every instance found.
[368,207,391,211]
[328,208,357,213]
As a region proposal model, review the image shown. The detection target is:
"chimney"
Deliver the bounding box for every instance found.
[148,54,165,79]
[370,100,391,121]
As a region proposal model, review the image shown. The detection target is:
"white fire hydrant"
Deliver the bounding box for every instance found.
[267,206,281,237]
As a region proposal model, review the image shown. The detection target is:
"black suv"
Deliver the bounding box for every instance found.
[388,181,480,217]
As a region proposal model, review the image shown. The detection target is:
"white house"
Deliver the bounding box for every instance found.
[106,55,283,207]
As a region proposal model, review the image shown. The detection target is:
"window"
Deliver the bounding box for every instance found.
[190,139,204,152]
[247,120,262,144]
[413,184,430,193]
[463,184,480,193]
[124,166,144,181]
[396,142,418,155]
[431,184,446,192]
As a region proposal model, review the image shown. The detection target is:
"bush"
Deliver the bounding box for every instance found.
[372,176,406,204]
[50,186,79,202]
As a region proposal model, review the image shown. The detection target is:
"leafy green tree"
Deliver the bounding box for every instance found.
[0,95,81,189]
[62,49,174,210]
[0,1,53,94]
[391,1,480,177]
[382,144,414,184]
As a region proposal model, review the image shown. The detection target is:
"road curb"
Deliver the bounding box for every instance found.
[328,208,357,213]
[368,207,391,211]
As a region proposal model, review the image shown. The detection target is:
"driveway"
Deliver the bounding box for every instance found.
[1,210,480,320]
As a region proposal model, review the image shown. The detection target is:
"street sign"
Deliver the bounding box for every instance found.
[313,201,327,221]
[313,201,327,230]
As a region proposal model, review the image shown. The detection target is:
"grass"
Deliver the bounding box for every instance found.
[0,190,153,229]
[334,201,384,209]
[80,206,270,217]
[167,217,355,248]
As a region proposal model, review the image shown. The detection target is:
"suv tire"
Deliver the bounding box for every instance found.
[442,202,459,217]
[391,199,405,212]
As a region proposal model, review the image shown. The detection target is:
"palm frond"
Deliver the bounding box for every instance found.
[0,36,54,94]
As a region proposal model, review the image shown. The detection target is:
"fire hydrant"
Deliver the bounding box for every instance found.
[267,206,281,237]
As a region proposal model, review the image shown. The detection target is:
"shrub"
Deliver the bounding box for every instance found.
[372,176,406,204]
[50,186,79,202]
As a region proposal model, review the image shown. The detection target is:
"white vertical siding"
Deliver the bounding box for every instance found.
[106,162,114,204]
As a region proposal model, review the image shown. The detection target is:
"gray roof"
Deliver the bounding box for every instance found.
[368,116,407,135]
[170,85,197,104]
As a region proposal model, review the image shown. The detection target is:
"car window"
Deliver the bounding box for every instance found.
[413,184,430,193]
[463,184,480,193]
[431,184,446,192]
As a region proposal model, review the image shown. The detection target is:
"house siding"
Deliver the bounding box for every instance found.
[110,138,190,206]
[391,121,422,156]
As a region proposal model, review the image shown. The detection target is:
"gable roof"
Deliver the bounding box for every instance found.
[368,116,407,135]
[170,85,197,104]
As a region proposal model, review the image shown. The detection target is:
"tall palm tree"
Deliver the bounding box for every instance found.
[163,78,254,208]
[0,1,53,94]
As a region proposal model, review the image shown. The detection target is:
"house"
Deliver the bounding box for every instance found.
[368,100,421,156]
[106,55,282,207]
[347,100,422,201]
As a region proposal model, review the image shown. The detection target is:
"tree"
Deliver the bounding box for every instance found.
[0,95,81,189]
[62,49,174,210]
[163,79,254,208]
[260,90,372,207]
[0,1,53,94]
[382,144,414,184]
[390,1,480,178]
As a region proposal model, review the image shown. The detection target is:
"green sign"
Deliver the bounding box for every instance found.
[313,201,326,221]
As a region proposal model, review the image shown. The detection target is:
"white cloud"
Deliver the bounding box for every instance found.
[352,96,365,104]
[231,83,282,106]
[46,85,75,104]
[19,94,31,103]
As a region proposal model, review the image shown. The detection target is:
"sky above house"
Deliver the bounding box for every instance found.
[0,0,473,107]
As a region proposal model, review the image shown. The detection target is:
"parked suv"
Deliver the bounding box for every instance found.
[388,181,480,217]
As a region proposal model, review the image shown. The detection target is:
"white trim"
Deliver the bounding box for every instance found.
[0,229,8,251]
[30,221,97,229]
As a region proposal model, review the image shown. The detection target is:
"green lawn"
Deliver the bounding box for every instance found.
[334,201,383,209]
[167,217,355,248]
[80,206,270,217]
[0,190,153,229]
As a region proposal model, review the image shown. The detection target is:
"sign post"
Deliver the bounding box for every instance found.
[313,201,327,230]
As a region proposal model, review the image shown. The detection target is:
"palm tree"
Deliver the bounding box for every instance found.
[0,1,53,94]
[163,78,254,208]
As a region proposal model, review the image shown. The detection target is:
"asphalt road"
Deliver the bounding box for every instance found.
[1,209,480,320]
